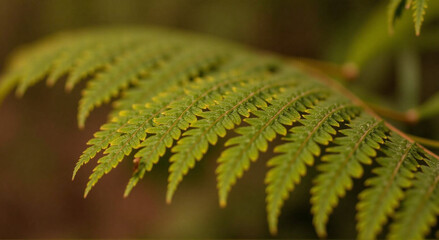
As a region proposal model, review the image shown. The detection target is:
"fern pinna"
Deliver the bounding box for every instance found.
[0,27,438,239]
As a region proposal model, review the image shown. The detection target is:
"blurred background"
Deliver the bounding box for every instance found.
[0,0,438,238]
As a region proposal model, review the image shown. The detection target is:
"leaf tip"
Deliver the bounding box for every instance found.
[72,166,80,180]
[269,226,278,236]
[405,0,413,9]
[316,228,328,239]
[65,83,73,92]
[124,183,133,198]
[15,89,24,98]
[46,78,56,87]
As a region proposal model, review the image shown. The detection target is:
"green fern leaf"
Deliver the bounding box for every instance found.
[2,27,439,238]
[124,72,263,196]
[123,58,280,196]
[388,0,406,34]
[46,34,97,86]
[412,0,428,36]
[77,41,182,127]
[15,40,67,96]
[166,71,297,203]
[387,154,439,240]
[266,97,361,234]
[114,46,230,112]
[217,82,328,207]
[73,120,124,180]
[83,89,182,197]
[356,133,420,240]
[64,29,156,90]
[311,115,388,238]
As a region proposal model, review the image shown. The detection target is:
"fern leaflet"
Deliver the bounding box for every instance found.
[217,82,328,207]
[388,154,439,240]
[311,115,388,238]
[266,97,361,234]
[413,0,428,36]
[356,133,420,240]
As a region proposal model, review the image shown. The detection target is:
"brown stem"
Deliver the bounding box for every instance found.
[290,57,358,81]
[289,58,439,160]
[405,134,439,149]
[367,102,420,124]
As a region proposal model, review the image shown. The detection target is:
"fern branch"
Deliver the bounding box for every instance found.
[64,29,159,90]
[406,134,439,149]
[265,97,361,235]
[1,28,439,239]
[113,46,230,112]
[83,89,184,197]
[77,41,182,127]
[217,83,328,207]
[311,115,387,238]
[412,0,428,36]
[73,120,124,180]
[388,155,439,240]
[124,72,266,196]
[46,35,97,86]
[166,72,297,203]
[356,133,419,240]
[293,59,439,160]
[123,58,281,196]
[15,46,65,96]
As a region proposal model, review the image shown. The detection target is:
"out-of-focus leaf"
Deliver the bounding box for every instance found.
[415,92,439,119]
[396,47,421,109]
[412,0,428,36]
[388,0,407,34]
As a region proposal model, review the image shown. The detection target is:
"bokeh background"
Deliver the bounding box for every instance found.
[0,0,438,238]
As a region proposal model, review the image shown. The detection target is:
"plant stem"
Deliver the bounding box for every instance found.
[291,57,358,81]
[406,134,439,149]
[290,58,439,160]
[367,102,419,124]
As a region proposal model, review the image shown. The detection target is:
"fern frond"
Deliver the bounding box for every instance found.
[15,40,67,96]
[123,58,280,196]
[113,46,231,112]
[356,133,420,240]
[387,154,439,240]
[387,0,429,36]
[2,27,439,239]
[46,35,98,86]
[77,40,182,127]
[412,0,428,36]
[73,120,124,180]
[83,89,182,197]
[64,34,146,90]
[166,71,297,203]
[217,82,329,207]
[311,115,388,238]
[124,72,266,196]
[266,97,361,234]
